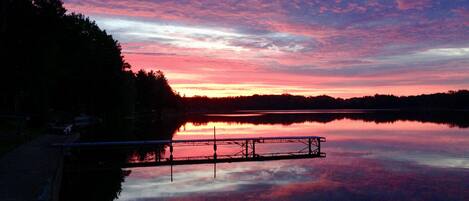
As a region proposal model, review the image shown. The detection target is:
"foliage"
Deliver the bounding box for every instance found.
[184,90,469,111]
[0,0,180,125]
[135,70,181,112]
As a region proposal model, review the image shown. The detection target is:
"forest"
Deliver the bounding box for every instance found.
[183,90,469,111]
[1,0,468,126]
[0,0,181,125]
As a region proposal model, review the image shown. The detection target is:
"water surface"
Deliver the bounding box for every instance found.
[62,110,469,201]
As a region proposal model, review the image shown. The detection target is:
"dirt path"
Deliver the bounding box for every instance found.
[0,134,77,201]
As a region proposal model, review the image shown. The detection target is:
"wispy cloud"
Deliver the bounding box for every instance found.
[63,0,469,97]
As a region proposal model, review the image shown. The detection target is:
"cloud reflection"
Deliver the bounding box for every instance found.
[116,118,469,201]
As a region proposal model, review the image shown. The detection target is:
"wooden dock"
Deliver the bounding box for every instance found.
[56,136,326,168]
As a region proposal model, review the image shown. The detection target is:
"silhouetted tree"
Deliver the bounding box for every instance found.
[135,69,180,112]
[183,90,469,111]
[0,0,182,127]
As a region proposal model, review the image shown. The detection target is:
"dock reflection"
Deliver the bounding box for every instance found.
[62,136,326,169]
[124,136,326,168]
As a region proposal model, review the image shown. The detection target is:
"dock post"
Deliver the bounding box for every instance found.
[213,142,217,161]
[317,138,321,156]
[213,126,217,179]
[157,147,160,162]
[245,140,249,158]
[252,141,256,157]
[170,143,173,162]
[170,142,174,182]
[308,138,312,155]
[213,126,217,161]
[170,164,173,182]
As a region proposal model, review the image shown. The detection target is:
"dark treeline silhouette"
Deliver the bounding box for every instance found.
[0,0,180,127]
[2,1,468,130]
[135,70,182,113]
[184,90,469,111]
[187,110,469,128]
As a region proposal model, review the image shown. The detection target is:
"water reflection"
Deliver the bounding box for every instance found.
[124,137,324,168]
[60,110,469,201]
[189,110,469,128]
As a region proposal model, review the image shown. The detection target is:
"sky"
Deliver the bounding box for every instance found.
[62,0,469,97]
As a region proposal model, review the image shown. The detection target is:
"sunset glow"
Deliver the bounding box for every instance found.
[118,118,469,200]
[63,0,469,97]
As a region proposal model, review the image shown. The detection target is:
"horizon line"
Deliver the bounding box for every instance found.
[180,89,468,99]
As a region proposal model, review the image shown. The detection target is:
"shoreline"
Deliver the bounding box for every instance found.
[0,134,78,201]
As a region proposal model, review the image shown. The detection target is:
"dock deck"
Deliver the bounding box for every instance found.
[56,136,326,168]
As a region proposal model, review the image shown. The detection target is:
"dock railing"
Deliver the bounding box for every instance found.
[55,135,326,167]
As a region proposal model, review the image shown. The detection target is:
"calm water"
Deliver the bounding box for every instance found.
[61,110,469,201]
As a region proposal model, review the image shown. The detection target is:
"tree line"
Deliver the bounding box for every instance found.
[186,110,469,128]
[183,90,469,111]
[0,0,181,125]
[1,0,467,126]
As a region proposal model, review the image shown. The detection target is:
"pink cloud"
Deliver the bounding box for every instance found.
[396,0,431,10]
[62,0,469,97]
[453,8,469,26]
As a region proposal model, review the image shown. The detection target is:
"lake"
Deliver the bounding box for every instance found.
[60,110,469,201]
